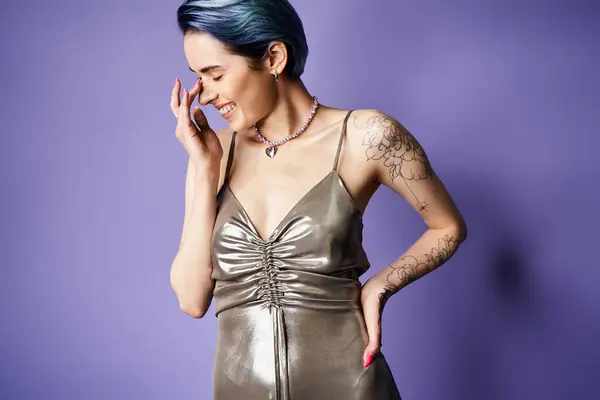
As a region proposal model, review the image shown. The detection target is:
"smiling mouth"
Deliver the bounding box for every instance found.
[218,103,236,115]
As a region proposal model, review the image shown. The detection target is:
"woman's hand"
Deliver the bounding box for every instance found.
[170,78,223,177]
[360,275,396,368]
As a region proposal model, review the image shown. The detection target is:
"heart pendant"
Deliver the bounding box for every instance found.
[266,146,277,158]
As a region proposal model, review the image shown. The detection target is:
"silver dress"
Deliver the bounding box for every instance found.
[210,110,402,399]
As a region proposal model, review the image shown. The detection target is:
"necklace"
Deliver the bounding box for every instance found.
[253,96,320,158]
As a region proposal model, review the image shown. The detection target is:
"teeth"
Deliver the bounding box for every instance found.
[219,103,236,114]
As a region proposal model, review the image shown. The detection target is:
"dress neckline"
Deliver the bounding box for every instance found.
[224,170,362,242]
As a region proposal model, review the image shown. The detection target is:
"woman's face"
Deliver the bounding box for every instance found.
[183,32,276,132]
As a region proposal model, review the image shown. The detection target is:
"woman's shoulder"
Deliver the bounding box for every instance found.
[327,107,390,149]
[338,107,411,146]
[328,107,389,132]
[330,107,409,176]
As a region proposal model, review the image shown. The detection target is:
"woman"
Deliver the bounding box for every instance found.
[169,1,467,399]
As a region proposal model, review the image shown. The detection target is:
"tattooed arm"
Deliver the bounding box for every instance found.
[355,109,468,304]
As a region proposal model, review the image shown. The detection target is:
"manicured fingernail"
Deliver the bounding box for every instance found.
[363,353,374,368]
[175,77,179,84]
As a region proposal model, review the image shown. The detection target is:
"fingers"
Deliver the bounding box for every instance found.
[170,78,182,118]
[192,105,210,131]
[362,300,382,368]
[189,78,202,98]
[362,341,380,367]
[362,334,381,367]
[179,88,191,124]
[171,78,201,120]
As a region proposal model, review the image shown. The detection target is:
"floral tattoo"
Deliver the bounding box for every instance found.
[356,112,433,212]
[378,235,461,307]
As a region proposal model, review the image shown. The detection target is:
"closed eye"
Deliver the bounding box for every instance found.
[213,75,224,82]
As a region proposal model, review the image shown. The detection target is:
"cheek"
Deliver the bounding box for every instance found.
[230,82,253,111]
[228,74,271,124]
[233,79,253,103]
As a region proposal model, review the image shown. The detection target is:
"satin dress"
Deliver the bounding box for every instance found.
[210,110,402,399]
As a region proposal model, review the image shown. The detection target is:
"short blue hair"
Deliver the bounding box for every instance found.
[177,0,309,80]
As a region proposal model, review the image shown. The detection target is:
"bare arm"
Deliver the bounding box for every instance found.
[169,130,231,318]
[354,110,468,303]
[169,159,216,318]
[168,76,231,318]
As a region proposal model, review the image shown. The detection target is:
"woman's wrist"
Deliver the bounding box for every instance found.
[371,272,399,305]
[193,172,219,193]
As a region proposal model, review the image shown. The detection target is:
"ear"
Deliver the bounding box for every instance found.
[263,40,288,77]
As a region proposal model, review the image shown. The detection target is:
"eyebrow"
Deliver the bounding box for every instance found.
[188,65,223,74]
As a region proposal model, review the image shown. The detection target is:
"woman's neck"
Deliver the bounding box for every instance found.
[249,79,319,142]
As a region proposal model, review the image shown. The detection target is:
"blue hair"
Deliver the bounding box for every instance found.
[177,0,309,80]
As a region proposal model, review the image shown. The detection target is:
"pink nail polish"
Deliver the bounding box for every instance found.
[364,353,374,368]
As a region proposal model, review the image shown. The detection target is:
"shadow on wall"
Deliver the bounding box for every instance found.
[363,163,600,400]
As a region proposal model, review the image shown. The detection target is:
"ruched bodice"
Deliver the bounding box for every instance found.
[209,110,402,400]
[211,169,368,314]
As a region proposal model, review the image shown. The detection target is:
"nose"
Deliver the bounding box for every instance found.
[198,83,217,106]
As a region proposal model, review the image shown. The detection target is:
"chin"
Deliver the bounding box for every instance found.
[224,112,239,129]
[228,122,245,134]
[227,119,240,131]
[230,119,253,133]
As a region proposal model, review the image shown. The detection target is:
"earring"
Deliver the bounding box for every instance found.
[274,71,279,82]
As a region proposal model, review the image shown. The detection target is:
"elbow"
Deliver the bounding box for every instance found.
[170,266,214,319]
[179,301,209,319]
[446,218,467,243]
[171,280,212,318]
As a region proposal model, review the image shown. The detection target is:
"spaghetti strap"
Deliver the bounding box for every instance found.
[332,110,354,172]
[224,131,237,184]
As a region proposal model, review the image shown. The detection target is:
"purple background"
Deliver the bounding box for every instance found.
[1,0,598,399]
